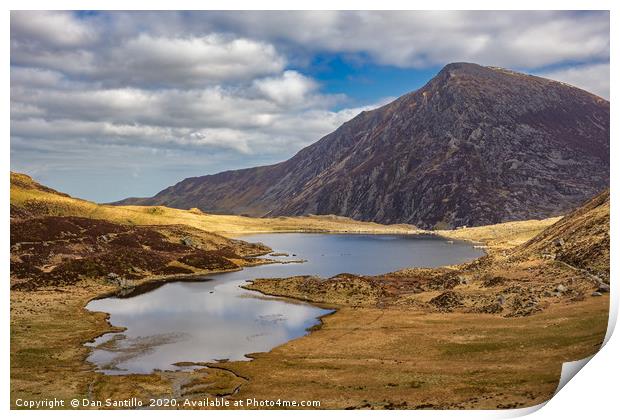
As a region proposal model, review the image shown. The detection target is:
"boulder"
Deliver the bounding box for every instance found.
[554,284,567,293]
[591,291,603,297]
[180,237,194,247]
[597,283,610,293]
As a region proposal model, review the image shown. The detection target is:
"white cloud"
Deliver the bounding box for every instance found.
[10,78,370,157]
[106,34,286,86]
[254,70,318,106]
[10,11,97,47]
[9,11,610,201]
[538,63,610,99]
[195,11,609,69]
[11,30,287,87]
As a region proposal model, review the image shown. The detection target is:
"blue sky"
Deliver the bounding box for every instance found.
[10,11,610,202]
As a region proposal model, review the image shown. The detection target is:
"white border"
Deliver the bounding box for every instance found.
[3,2,617,419]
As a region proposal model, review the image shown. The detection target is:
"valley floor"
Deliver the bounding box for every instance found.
[9,173,610,410]
[10,217,609,410]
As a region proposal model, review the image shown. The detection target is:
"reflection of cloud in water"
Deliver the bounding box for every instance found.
[87,234,483,374]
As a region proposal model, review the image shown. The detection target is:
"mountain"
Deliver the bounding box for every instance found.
[115,63,610,229]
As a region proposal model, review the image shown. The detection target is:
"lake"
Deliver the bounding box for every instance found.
[86,233,484,375]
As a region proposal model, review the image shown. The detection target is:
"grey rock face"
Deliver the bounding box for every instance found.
[597,283,610,293]
[115,63,609,229]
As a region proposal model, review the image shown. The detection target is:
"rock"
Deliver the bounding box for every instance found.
[553,238,565,248]
[554,284,567,293]
[597,283,610,293]
[107,272,119,280]
[118,278,134,289]
[479,303,504,314]
[496,295,506,306]
[180,237,193,246]
[429,291,463,312]
[591,291,603,297]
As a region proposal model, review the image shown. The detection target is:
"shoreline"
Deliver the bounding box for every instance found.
[81,251,278,357]
[82,231,485,379]
[81,228,496,374]
[13,213,604,409]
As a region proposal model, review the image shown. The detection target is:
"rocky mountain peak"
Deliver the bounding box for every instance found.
[114,64,609,229]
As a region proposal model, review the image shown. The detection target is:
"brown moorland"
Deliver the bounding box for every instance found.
[10,173,609,410]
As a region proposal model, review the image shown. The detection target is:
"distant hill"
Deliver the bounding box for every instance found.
[115,63,609,229]
[10,172,418,236]
[9,172,271,290]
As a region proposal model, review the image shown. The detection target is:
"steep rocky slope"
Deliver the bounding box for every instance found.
[116,63,609,228]
[514,189,610,281]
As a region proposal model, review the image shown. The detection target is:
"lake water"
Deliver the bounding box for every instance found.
[86,233,483,375]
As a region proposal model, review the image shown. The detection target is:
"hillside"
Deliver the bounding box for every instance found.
[10,173,274,291]
[248,188,610,317]
[116,63,609,229]
[514,189,610,281]
[10,172,418,236]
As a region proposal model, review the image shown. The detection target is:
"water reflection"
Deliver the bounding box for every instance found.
[86,233,483,374]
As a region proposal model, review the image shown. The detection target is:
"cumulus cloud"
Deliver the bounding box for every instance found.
[9,11,610,201]
[538,63,610,99]
[11,82,371,154]
[104,34,287,87]
[11,34,287,87]
[254,70,318,106]
[193,11,609,69]
[11,10,98,47]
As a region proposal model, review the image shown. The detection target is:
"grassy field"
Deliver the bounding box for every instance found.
[11,172,419,236]
[221,297,608,409]
[11,280,607,409]
[10,172,609,410]
[437,218,562,250]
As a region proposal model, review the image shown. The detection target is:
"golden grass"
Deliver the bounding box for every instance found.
[10,173,419,237]
[11,172,560,244]
[437,218,562,250]
[10,281,118,406]
[13,172,602,410]
[11,277,608,410]
[211,296,608,409]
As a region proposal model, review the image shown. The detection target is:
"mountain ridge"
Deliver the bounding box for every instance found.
[115,63,610,229]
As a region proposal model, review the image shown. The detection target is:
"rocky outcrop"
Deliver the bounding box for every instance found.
[116,63,609,229]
